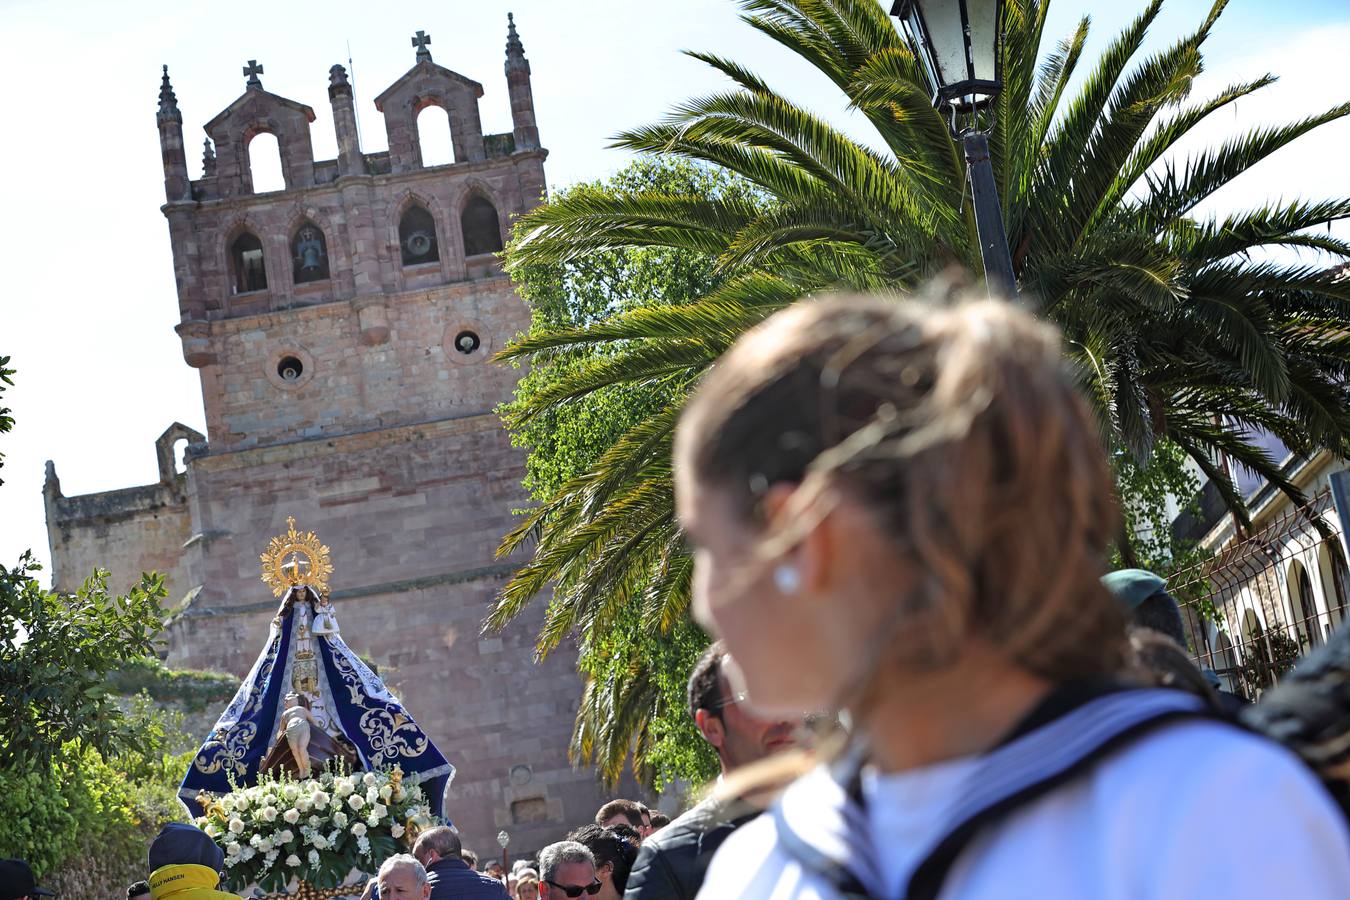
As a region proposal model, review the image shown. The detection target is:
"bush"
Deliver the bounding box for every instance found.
[107,657,237,712]
[0,699,194,890]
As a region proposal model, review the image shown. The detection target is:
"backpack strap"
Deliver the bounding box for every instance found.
[904,688,1209,900]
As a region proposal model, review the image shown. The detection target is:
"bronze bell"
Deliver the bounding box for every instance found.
[297,228,325,275]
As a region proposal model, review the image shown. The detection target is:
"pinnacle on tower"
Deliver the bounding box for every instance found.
[412,30,432,63]
[202,137,216,176]
[329,63,350,89]
[243,59,264,90]
[505,12,527,71]
[158,64,181,123]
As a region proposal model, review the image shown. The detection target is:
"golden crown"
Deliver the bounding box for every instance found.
[260,516,333,597]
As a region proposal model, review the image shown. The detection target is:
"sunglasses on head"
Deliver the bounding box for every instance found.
[546,878,602,897]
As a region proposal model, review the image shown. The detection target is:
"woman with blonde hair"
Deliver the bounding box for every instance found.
[513,871,540,900]
[676,295,1350,898]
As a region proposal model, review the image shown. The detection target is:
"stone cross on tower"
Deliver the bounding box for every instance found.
[412,30,432,62]
[243,59,264,89]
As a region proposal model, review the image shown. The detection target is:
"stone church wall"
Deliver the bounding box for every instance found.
[193,275,524,453]
[45,424,203,602]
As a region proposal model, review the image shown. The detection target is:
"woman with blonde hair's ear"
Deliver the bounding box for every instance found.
[676,294,1350,899]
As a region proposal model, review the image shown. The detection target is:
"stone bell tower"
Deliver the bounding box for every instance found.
[142,19,611,855]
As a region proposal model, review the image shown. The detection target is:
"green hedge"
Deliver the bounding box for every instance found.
[106,658,237,711]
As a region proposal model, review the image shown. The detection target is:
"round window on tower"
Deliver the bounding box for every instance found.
[268,346,315,390]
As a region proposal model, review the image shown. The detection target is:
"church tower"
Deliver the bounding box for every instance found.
[136,19,610,854]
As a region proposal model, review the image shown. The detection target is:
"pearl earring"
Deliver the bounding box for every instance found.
[774,565,801,594]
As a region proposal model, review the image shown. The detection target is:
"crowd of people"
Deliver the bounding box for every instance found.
[6,294,1350,899]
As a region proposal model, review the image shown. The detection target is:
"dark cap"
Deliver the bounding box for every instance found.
[1101,569,1168,612]
[148,823,224,873]
[0,859,55,898]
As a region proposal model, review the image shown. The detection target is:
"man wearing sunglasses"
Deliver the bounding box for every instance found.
[538,842,602,899]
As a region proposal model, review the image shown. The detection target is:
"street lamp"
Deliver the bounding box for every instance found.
[890,0,1017,300]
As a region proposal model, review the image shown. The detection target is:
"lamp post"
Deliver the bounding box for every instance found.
[496,830,510,879]
[890,0,1017,300]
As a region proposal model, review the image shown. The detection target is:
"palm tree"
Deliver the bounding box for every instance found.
[488,0,1350,784]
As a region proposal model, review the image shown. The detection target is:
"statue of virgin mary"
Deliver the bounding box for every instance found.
[178,518,455,818]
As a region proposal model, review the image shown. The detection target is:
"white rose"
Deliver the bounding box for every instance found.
[311,834,328,850]
[227,842,241,857]
[260,837,274,853]
[308,849,320,866]
[204,823,221,838]
[234,794,250,810]
[351,822,367,837]
[379,785,393,802]
[228,818,245,835]
[283,783,300,800]
[296,796,312,813]
[313,791,330,810]
[261,805,278,822]
[308,816,321,828]
[348,794,365,810]
[277,829,294,844]
[283,808,300,824]
[366,786,380,803]
[371,803,387,819]
[390,823,405,839]
[334,778,354,798]
[286,854,301,867]
[333,810,348,828]
[249,834,263,849]
[367,813,380,828]
[363,772,378,787]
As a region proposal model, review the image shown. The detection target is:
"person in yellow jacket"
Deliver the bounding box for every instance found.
[146,823,241,900]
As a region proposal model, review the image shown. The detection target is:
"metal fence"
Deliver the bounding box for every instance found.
[1169,486,1350,700]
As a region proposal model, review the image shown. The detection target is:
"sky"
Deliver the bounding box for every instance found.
[1,0,1348,581]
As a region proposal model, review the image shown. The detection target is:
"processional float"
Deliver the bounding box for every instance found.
[178,518,454,895]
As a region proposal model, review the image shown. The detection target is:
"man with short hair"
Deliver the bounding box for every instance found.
[460,849,479,870]
[0,860,54,900]
[594,799,646,833]
[625,641,799,899]
[412,826,507,899]
[377,855,430,900]
[484,860,505,883]
[537,842,600,899]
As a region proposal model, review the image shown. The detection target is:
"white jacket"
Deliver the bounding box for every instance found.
[699,689,1350,899]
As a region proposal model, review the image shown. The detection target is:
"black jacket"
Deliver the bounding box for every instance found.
[625,797,759,900]
[426,857,509,900]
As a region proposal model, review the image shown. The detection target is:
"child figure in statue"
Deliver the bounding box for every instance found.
[278,692,320,779]
[311,591,339,636]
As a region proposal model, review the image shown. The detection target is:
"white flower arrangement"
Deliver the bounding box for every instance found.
[194,766,434,893]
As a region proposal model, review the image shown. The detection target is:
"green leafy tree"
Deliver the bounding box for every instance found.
[1,561,167,768]
[496,159,747,785]
[491,0,1350,781]
[0,356,186,887]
